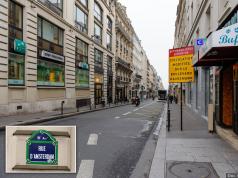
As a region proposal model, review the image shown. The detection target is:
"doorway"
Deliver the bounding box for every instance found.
[233,64,238,134]
[95,84,103,105]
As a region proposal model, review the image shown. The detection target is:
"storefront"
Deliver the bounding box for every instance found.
[94,49,104,105]
[194,10,238,134]
[37,16,65,87]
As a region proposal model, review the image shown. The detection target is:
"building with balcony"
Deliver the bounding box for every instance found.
[132,32,143,99]
[0,0,116,115]
[115,1,133,102]
[174,0,238,136]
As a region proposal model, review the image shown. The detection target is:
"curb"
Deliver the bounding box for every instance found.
[0,103,129,131]
[149,104,167,178]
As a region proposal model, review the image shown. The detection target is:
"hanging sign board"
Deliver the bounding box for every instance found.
[26,130,58,165]
[169,46,194,83]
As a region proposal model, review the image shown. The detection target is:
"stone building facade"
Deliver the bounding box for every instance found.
[115,1,133,102]
[0,0,116,115]
[131,32,143,99]
[174,0,238,135]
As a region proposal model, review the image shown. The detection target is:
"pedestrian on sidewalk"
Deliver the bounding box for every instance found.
[169,95,173,104]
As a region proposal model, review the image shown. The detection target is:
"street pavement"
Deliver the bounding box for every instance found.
[150,103,238,178]
[0,100,164,178]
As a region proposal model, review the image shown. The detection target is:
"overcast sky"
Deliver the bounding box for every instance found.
[118,0,178,89]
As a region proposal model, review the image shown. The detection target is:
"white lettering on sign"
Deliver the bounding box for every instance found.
[29,154,55,160]
[41,50,64,63]
[38,146,46,151]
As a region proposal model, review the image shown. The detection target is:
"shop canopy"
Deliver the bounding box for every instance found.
[193,23,238,66]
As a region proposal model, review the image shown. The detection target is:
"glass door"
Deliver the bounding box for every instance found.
[95,84,102,105]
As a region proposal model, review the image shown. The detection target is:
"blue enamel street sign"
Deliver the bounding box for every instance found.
[14,39,26,54]
[26,130,58,165]
[196,38,206,46]
[197,39,203,46]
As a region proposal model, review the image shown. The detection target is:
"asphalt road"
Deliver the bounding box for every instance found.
[0,100,164,178]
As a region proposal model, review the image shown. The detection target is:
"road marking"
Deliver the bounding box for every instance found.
[77,160,95,178]
[122,112,131,116]
[133,108,139,111]
[114,116,120,119]
[87,134,98,145]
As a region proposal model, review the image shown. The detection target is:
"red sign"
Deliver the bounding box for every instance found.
[169,46,194,57]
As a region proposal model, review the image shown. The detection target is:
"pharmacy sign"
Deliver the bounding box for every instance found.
[26,130,58,165]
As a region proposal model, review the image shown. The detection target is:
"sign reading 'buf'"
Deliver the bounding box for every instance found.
[169,46,194,83]
[26,130,58,165]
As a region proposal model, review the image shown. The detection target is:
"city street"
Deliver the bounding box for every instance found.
[0,100,164,178]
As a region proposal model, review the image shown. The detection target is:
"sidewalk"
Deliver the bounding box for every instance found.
[150,104,238,178]
[0,102,129,131]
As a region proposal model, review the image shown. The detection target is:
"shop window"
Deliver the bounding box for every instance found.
[38,0,63,16]
[76,68,89,88]
[8,1,24,86]
[8,53,24,85]
[37,60,64,86]
[75,6,88,33]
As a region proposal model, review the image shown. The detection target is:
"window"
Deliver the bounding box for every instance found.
[94,49,103,68]
[76,68,89,88]
[75,6,88,33]
[75,39,89,88]
[37,17,64,55]
[8,1,24,86]
[38,17,63,46]
[38,0,63,16]
[107,17,112,32]
[37,59,64,86]
[37,17,65,87]
[79,0,88,7]
[107,56,112,72]
[94,23,102,44]
[94,2,102,22]
[106,33,112,51]
[9,1,23,52]
[76,39,88,63]
[8,53,24,85]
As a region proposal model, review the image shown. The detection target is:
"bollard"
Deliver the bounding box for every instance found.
[61,101,65,115]
[167,109,170,132]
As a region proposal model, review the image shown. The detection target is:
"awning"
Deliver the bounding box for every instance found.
[193,23,238,66]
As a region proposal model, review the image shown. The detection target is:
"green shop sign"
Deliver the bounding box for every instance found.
[14,39,26,54]
[26,130,58,165]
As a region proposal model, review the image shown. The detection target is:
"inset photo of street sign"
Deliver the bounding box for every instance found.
[6,126,76,173]
[26,130,58,165]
